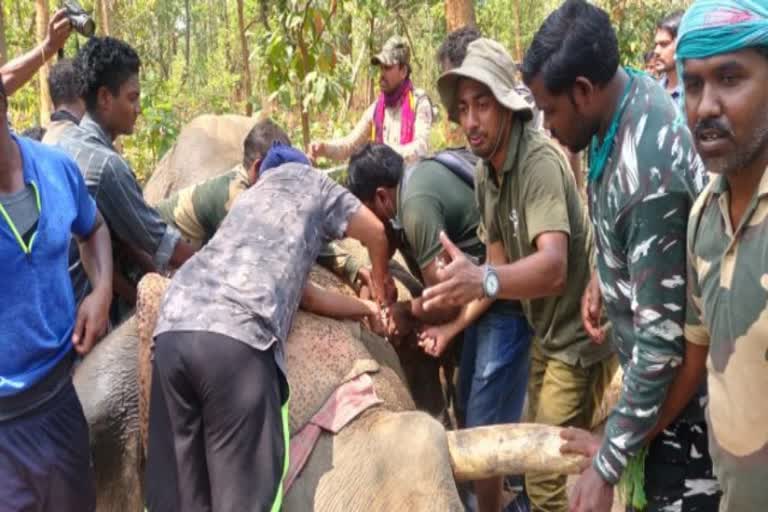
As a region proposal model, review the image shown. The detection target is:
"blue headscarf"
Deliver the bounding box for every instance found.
[677,0,768,60]
[259,141,310,174]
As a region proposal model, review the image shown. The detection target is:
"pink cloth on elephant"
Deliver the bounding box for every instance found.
[284,372,382,491]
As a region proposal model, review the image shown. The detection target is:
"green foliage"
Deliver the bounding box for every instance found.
[5,0,690,177]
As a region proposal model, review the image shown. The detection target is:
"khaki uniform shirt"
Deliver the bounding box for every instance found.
[475,121,611,367]
[686,170,768,511]
[323,89,433,164]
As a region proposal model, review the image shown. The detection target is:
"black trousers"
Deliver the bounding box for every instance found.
[0,381,95,512]
[145,331,289,512]
[630,419,721,512]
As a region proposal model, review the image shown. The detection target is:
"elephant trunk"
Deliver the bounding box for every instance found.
[446,423,587,481]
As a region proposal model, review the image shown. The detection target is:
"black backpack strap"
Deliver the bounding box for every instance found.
[424,148,478,189]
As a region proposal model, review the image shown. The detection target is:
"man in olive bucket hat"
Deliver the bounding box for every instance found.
[309,35,433,165]
[419,37,617,512]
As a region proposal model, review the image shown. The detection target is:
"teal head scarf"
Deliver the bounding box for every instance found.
[677,0,768,60]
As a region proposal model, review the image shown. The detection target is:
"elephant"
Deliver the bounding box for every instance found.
[72,114,619,511]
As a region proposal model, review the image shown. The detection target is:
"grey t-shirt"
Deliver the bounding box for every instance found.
[0,184,39,244]
[154,163,362,373]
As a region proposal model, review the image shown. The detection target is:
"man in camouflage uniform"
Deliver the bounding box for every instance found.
[677,1,768,510]
[422,37,616,512]
[523,1,718,511]
[156,118,368,289]
[309,36,433,165]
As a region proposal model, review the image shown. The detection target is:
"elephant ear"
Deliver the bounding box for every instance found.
[136,273,171,458]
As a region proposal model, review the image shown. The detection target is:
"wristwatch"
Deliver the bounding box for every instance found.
[482,264,500,300]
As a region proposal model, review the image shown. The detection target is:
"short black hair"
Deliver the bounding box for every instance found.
[522,0,619,94]
[657,11,685,40]
[21,126,46,141]
[437,26,481,70]
[242,119,290,170]
[48,58,83,108]
[347,143,404,201]
[75,36,141,111]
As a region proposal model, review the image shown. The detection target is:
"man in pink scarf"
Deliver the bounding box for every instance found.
[309,36,433,165]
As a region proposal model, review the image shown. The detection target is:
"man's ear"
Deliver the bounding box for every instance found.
[96,85,113,114]
[571,77,595,110]
[247,158,261,186]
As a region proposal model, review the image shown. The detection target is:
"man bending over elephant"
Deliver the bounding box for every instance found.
[156,117,369,289]
[145,142,393,511]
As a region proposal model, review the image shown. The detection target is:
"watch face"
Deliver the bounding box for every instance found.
[486,272,500,296]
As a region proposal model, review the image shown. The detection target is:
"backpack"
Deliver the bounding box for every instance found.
[402,147,479,191]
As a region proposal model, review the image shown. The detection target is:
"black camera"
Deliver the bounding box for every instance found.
[63,0,95,38]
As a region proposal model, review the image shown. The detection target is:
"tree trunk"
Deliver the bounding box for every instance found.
[35,0,52,125]
[0,0,8,65]
[184,0,191,71]
[444,0,475,32]
[513,0,522,63]
[99,0,111,36]
[236,0,252,116]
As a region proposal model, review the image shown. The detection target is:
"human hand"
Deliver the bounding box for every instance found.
[568,465,614,512]
[308,141,325,162]
[44,9,72,56]
[361,300,389,336]
[421,232,484,311]
[582,271,606,344]
[560,427,602,462]
[418,322,458,358]
[358,267,397,303]
[72,287,111,355]
[370,268,397,307]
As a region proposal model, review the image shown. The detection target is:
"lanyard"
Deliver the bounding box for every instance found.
[0,181,41,254]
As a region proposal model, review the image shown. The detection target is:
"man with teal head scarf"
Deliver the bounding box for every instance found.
[677,1,768,510]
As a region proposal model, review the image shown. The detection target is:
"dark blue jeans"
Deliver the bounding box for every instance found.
[0,380,95,512]
[459,301,532,428]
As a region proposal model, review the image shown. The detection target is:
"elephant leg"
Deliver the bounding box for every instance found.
[285,409,462,512]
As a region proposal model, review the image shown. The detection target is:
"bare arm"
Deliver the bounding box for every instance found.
[421,231,568,311]
[73,210,113,354]
[314,104,374,162]
[301,282,377,320]
[168,239,197,268]
[2,9,71,96]
[343,205,392,304]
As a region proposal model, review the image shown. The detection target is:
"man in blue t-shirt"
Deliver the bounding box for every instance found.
[0,73,113,511]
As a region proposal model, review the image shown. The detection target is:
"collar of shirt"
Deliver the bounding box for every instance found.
[711,166,768,199]
[79,113,116,151]
[660,74,683,99]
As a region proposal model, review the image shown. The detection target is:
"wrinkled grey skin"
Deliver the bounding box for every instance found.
[72,115,463,511]
[73,318,144,512]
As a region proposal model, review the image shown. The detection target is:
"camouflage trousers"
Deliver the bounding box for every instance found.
[631,420,721,512]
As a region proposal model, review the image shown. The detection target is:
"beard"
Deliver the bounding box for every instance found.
[704,121,768,177]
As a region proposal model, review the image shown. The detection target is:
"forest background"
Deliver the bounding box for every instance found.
[8,0,688,181]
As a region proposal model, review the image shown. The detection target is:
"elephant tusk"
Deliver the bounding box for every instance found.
[446,423,588,481]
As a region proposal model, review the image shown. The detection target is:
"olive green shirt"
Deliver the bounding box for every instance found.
[396,159,484,278]
[475,121,611,367]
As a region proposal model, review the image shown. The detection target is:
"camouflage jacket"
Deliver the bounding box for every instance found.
[155,164,363,285]
[589,73,708,484]
[686,171,768,511]
[322,89,433,164]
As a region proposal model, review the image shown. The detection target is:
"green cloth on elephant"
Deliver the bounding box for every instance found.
[395,158,484,276]
[685,169,768,512]
[588,72,708,486]
[155,165,363,285]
